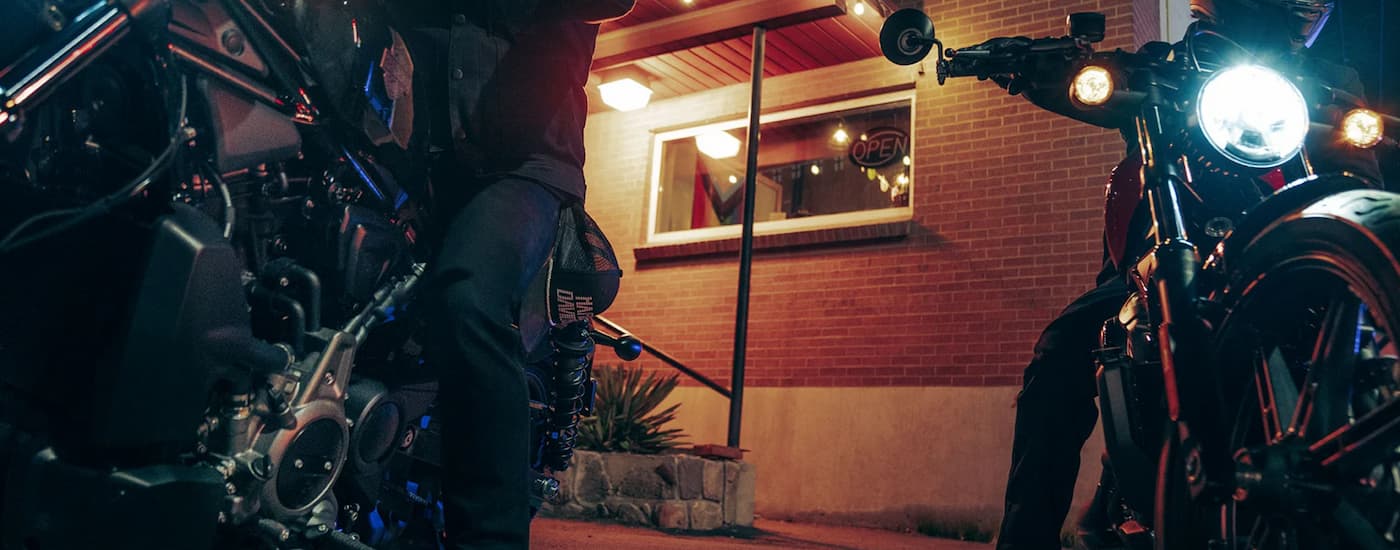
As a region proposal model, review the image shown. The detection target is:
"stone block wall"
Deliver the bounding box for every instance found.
[541,450,755,531]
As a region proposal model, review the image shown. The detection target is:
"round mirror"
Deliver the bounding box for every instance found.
[880,8,936,66]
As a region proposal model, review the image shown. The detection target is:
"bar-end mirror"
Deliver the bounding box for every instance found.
[880,8,938,66]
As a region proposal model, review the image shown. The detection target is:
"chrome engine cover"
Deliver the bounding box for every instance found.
[254,397,350,520]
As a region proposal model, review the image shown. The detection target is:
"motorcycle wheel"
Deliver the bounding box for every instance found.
[1205,190,1400,549]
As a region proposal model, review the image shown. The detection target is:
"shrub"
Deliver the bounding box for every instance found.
[577,364,687,454]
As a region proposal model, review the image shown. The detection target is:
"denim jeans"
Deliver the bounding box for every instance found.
[424,172,562,549]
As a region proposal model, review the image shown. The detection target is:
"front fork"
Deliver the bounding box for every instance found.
[1134,105,1232,534]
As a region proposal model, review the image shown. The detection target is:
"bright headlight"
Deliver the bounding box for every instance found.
[1197,65,1310,169]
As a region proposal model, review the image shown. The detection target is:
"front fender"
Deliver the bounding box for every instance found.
[1203,171,1380,293]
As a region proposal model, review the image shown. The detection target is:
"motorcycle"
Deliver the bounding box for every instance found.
[0,1,639,548]
[883,8,1400,549]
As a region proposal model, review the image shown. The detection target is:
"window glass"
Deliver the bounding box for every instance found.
[651,96,913,238]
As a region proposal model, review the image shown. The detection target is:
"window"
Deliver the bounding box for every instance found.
[646,91,914,244]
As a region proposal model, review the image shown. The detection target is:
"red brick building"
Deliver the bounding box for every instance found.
[582,0,1168,535]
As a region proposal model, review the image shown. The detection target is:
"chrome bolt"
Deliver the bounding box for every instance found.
[323,461,333,472]
[317,524,330,533]
[323,372,335,386]
[294,459,304,470]
[225,482,237,495]
[1184,451,1202,483]
[279,277,291,287]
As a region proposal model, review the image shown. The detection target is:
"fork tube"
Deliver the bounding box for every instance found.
[0,3,132,126]
[1136,106,1200,424]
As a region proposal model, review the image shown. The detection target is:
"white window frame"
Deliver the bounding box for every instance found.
[1162,0,1194,42]
[644,90,916,246]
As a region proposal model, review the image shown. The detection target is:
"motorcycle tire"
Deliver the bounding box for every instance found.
[1192,189,1400,549]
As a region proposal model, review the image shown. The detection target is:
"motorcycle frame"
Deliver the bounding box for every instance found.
[0,0,415,210]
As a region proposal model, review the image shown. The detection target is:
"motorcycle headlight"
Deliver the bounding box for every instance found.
[1196,65,1310,169]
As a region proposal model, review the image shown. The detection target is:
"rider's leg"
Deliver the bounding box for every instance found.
[997,274,1129,550]
[425,174,561,550]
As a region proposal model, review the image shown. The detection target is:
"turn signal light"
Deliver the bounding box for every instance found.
[1341,108,1384,149]
[1071,66,1113,107]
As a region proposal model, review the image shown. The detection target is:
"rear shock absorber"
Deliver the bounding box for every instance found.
[545,321,595,471]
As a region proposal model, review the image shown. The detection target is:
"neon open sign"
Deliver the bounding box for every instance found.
[849,127,909,168]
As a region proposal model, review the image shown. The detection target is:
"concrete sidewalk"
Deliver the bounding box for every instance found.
[531,517,991,549]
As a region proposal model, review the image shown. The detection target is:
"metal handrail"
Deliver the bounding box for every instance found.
[593,316,732,400]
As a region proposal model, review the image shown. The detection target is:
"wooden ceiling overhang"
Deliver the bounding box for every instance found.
[589,0,897,110]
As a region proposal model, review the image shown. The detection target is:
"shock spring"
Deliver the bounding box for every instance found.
[545,321,594,471]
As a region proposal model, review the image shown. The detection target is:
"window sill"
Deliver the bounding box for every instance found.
[634,219,911,264]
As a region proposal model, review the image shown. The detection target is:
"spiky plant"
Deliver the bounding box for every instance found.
[577,364,687,454]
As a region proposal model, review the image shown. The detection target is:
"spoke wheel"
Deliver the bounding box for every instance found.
[1207,190,1400,549]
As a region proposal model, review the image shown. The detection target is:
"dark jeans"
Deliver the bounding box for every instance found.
[424,171,562,550]
[997,266,1130,550]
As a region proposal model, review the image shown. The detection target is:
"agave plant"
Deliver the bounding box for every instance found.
[578,364,687,454]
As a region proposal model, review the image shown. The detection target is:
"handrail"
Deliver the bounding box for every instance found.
[594,316,732,400]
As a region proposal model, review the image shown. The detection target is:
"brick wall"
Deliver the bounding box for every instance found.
[584,1,1141,389]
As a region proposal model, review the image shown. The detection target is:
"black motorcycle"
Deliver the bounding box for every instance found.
[883,8,1400,549]
[0,1,638,548]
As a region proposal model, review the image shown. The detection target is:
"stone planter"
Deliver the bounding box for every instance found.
[540,450,755,531]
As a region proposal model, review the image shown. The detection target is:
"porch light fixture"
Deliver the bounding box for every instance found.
[597,66,654,111]
[832,126,850,144]
[697,130,742,159]
[852,0,896,18]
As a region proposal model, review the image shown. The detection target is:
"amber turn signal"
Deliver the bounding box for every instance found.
[1071,66,1113,107]
[1341,108,1384,149]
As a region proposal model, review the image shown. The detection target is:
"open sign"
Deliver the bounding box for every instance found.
[849,127,909,168]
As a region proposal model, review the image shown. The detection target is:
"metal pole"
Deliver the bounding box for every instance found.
[728,25,765,448]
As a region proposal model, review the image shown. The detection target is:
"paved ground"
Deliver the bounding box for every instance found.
[531,517,991,549]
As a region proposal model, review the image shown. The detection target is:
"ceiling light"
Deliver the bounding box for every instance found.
[853,1,867,16]
[810,164,821,175]
[832,127,850,144]
[696,131,741,159]
[598,77,653,111]
[728,175,739,184]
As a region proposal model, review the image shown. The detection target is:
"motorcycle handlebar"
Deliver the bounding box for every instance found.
[939,36,1087,83]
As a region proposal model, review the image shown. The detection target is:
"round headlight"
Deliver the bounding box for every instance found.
[1196,65,1310,169]
[1341,108,1384,149]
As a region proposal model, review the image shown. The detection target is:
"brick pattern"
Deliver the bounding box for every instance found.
[1133,0,1162,47]
[583,1,1141,388]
